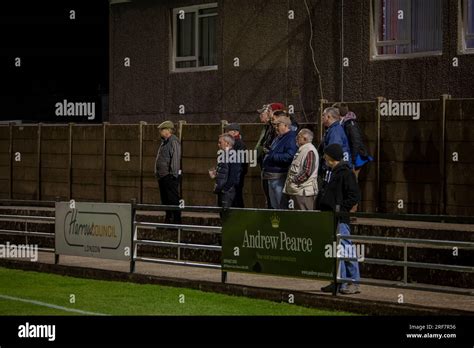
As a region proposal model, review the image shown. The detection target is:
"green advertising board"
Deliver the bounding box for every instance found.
[222,209,335,280]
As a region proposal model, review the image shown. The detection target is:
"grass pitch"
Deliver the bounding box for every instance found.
[0,267,354,316]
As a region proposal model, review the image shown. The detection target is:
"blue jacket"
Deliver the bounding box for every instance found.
[262,130,297,174]
[323,122,352,166]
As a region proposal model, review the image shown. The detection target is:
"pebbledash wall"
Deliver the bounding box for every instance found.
[108,0,474,124]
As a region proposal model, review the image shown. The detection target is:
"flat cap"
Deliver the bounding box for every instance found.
[158,120,175,130]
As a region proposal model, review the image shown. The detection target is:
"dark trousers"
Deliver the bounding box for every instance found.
[217,188,236,209]
[261,178,272,209]
[158,174,182,224]
[232,177,245,208]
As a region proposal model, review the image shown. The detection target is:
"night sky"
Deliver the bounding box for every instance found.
[0,0,108,123]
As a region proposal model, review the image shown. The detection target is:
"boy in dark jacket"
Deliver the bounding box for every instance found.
[316,144,361,295]
[212,134,241,209]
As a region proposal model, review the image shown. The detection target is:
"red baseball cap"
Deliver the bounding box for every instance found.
[257,102,285,113]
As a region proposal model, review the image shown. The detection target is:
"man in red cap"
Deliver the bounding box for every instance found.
[255,103,285,208]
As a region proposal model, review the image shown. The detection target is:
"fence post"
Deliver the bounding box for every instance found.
[37,123,42,201]
[138,121,145,204]
[319,99,328,141]
[333,209,339,296]
[220,119,228,134]
[130,198,136,273]
[54,197,60,265]
[439,94,450,216]
[8,122,13,200]
[375,96,383,213]
[178,120,186,199]
[103,122,109,202]
[68,123,73,200]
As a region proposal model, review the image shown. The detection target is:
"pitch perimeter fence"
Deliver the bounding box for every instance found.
[0,200,472,296]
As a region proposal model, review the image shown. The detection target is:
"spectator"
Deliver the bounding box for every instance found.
[262,116,297,209]
[154,120,182,224]
[255,102,285,208]
[333,102,373,181]
[318,107,352,177]
[274,110,299,132]
[210,134,241,209]
[283,128,319,210]
[316,144,361,295]
[224,123,248,208]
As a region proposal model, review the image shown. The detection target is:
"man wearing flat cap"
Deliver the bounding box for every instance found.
[155,120,182,224]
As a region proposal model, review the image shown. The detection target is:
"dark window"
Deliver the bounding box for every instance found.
[173,5,217,71]
[373,0,442,57]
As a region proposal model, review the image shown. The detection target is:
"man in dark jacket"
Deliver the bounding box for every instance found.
[212,134,241,209]
[262,115,297,209]
[333,102,373,180]
[224,123,248,208]
[155,120,182,224]
[316,144,361,295]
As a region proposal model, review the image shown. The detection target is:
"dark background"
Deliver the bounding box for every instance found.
[0,0,108,123]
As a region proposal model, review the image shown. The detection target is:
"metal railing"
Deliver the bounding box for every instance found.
[335,233,474,295]
[0,210,55,253]
[0,200,472,295]
[130,204,224,275]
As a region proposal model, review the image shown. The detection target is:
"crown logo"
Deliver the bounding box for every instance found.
[270,214,280,229]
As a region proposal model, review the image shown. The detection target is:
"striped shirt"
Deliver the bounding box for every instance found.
[294,150,316,185]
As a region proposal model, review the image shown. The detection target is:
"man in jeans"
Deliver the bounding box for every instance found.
[262,115,297,209]
[154,120,182,224]
[255,103,285,208]
[316,143,361,294]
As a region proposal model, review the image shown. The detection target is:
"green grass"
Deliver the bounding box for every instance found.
[0,267,354,316]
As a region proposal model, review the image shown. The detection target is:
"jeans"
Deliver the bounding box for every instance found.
[338,223,360,288]
[267,176,288,209]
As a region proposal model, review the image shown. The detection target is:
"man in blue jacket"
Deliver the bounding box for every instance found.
[262,115,297,209]
[319,107,352,176]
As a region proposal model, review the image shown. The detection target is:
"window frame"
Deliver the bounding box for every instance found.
[370,0,443,60]
[459,0,474,54]
[171,3,218,73]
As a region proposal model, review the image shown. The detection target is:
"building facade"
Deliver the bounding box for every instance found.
[109,0,474,124]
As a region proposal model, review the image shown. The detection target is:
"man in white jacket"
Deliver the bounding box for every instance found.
[283,128,319,210]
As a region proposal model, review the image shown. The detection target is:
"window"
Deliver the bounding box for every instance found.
[372,0,442,58]
[461,0,474,52]
[172,4,218,72]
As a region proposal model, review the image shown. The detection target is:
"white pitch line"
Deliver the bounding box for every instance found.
[0,294,108,316]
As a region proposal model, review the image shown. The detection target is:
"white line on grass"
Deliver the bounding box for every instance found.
[0,294,108,316]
